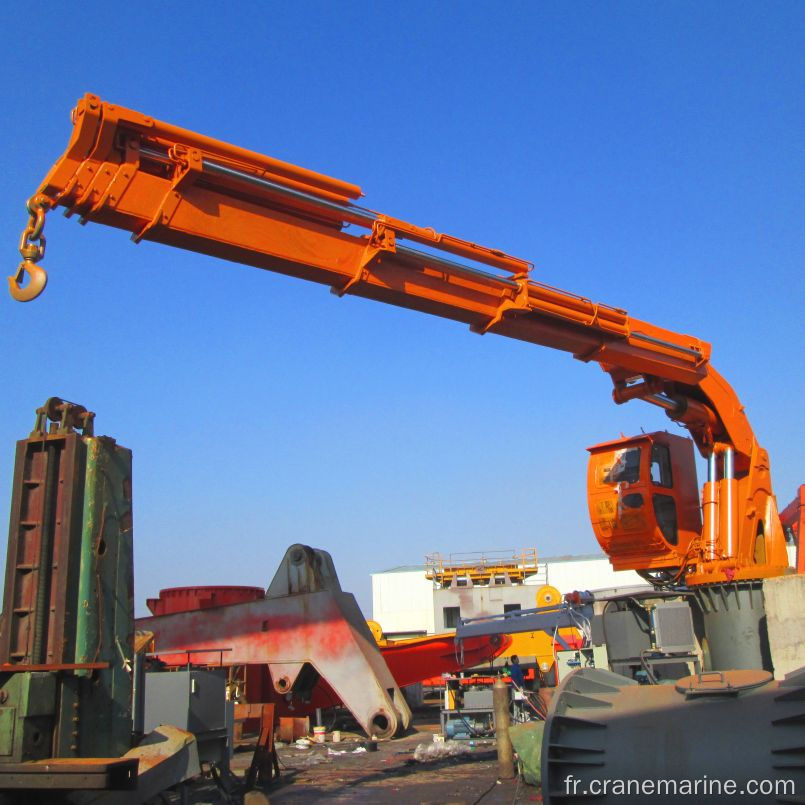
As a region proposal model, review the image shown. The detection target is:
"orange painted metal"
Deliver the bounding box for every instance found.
[376,633,510,688]
[13,94,795,586]
[781,486,805,574]
[587,432,704,572]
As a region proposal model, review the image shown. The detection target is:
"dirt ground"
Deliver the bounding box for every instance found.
[251,731,533,804]
[187,701,542,804]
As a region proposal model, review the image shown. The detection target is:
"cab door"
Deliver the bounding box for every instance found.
[587,432,701,572]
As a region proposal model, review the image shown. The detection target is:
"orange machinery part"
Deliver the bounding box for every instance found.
[375,632,511,689]
[12,94,795,586]
[17,96,717,403]
[587,432,704,572]
[780,485,805,574]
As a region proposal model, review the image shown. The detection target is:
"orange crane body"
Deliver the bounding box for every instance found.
[10,93,793,586]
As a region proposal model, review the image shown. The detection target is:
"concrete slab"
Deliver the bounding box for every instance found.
[763,574,805,678]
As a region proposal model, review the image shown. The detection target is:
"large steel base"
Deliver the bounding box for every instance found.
[695,581,772,671]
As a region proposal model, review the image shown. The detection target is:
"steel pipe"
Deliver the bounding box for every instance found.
[493,678,514,779]
[630,331,703,358]
[724,446,735,558]
[139,146,520,291]
[645,393,681,412]
[201,158,378,226]
[704,452,719,560]
[396,244,518,288]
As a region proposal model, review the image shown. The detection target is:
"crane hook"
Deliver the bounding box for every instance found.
[8,260,48,302]
[10,195,51,302]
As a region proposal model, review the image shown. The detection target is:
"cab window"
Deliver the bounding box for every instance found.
[653,494,678,545]
[605,447,641,484]
[650,443,673,488]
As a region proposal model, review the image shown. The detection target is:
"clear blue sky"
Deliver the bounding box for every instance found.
[1,2,802,615]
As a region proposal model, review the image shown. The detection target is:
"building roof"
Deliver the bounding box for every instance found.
[371,565,428,574]
[541,553,609,564]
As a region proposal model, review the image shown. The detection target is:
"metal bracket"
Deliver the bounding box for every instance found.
[332,220,396,297]
[268,662,305,695]
[573,343,607,363]
[132,146,203,243]
[77,138,142,224]
[31,397,95,437]
[470,272,531,334]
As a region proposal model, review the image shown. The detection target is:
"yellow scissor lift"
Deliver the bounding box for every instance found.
[425,549,580,680]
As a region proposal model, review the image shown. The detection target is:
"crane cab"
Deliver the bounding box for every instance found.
[587,432,702,573]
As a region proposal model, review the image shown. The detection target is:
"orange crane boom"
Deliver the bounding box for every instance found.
[10,93,791,586]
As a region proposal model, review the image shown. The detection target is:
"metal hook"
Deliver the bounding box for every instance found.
[8,260,48,302]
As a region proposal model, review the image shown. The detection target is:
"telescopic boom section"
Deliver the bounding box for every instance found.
[12,95,753,458]
[10,95,788,585]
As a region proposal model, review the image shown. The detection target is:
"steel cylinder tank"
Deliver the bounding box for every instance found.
[695,581,772,671]
[541,667,805,804]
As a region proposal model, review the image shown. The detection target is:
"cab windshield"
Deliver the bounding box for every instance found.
[605,447,641,484]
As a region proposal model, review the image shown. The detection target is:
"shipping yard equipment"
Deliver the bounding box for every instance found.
[137,544,412,739]
[0,398,132,763]
[365,624,511,688]
[0,402,414,801]
[0,399,201,802]
[424,548,580,678]
[145,591,508,712]
[456,594,594,652]
[440,681,496,740]
[439,672,541,740]
[457,592,593,684]
[457,588,709,685]
[9,94,802,674]
[541,666,805,804]
[142,667,232,769]
[426,549,540,587]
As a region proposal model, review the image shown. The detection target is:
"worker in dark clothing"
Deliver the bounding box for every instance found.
[509,654,525,688]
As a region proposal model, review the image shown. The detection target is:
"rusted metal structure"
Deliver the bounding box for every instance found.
[149,596,508,692]
[137,544,412,739]
[146,585,265,616]
[0,400,213,802]
[0,398,137,792]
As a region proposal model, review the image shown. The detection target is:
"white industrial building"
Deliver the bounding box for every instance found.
[371,553,647,638]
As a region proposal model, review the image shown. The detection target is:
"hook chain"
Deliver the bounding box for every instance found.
[9,195,51,302]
